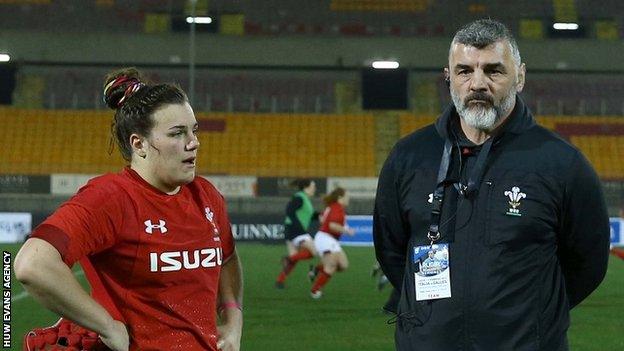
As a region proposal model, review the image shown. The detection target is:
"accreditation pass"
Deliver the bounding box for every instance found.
[414,243,451,301]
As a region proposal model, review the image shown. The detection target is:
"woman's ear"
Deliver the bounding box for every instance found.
[130,133,147,159]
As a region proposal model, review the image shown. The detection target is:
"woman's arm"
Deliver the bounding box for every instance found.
[216,250,243,351]
[328,222,355,236]
[14,238,129,351]
[285,197,306,233]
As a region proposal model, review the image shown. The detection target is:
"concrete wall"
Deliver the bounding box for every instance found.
[0,194,375,221]
[1,31,623,72]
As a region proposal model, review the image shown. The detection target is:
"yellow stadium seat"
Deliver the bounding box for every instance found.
[1,109,621,179]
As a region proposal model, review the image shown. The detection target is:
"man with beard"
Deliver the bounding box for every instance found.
[373,19,610,351]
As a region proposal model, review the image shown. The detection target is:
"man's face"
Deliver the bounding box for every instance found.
[446,40,525,132]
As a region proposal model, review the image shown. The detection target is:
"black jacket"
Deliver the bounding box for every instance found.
[373,96,610,351]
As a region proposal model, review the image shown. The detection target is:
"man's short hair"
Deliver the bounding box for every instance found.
[450,19,521,66]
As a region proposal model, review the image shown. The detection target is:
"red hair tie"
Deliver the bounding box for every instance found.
[103,76,145,107]
[117,80,145,107]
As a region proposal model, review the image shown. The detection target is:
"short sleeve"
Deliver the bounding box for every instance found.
[30,182,122,267]
[216,196,235,261]
[325,204,345,226]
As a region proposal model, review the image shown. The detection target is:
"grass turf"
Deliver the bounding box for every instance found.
[3,243,624,350]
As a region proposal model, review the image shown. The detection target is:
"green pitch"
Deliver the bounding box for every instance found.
[4,243,624,350]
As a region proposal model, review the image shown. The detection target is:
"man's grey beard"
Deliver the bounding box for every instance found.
[451,87,516,132]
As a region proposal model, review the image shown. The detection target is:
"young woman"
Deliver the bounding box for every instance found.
[309,187,355,299]
[15,68,243,351]
[275,179,318,289]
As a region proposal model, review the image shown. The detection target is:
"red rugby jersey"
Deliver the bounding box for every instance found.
[30,167,234,351]
[319,202,346,239]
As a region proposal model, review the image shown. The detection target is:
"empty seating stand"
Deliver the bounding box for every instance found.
[1,108,622,180]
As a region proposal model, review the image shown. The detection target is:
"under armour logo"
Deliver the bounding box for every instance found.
[144,220,167,234]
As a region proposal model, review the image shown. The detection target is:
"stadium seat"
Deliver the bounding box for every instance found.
[1,108,621,180]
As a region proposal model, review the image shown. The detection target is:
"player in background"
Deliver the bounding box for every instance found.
[371,262,400,314]
[612,201,624,260]
[275,179,319,288]
[309,187,355,299]
[14,67,243,351]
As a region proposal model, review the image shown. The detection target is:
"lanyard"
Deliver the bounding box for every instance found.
[427,137,494,245]
[463,137,494,196]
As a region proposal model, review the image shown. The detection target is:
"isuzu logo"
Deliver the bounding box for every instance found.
[149,247,223,272]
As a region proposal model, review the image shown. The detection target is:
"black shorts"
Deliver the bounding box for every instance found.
[284,225,306,241]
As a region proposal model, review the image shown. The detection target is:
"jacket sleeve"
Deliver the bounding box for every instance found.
[285,196,305,233]
[373,147,409,289]
[558,151,610,308]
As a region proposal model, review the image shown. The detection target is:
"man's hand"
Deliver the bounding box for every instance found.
[217,323,242,351]
[100,320,129,351]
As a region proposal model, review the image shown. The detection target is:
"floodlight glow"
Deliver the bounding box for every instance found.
[0,54,10,62]
[186,16,213,24]
[553,23,579,30]
[372,61,399,69]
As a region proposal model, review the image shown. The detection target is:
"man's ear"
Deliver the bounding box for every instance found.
[130,133,147,159]
[516,63,526,93]
[443,67,450,87]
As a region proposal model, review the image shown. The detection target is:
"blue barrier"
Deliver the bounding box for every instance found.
[611,217,623,247]
[341,215,373,246]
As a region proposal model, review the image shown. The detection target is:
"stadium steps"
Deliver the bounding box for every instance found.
[373,112,400,174]
[12,74,46,109]
[411,80,440,115]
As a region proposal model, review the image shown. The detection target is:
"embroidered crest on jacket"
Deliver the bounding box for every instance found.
[504,186,525,216]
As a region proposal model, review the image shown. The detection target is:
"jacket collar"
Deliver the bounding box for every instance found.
[435,95,536,142]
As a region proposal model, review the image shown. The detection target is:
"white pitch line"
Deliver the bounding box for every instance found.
[12,270,85,302]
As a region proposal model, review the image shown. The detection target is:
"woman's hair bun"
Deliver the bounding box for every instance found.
[103,67,146,110]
